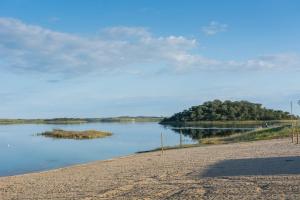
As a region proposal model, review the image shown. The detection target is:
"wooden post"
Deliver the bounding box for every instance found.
[291,101,294,143]
[292,125,294,143]
[161,132,164,154]
[180,130,183,148]
[296,120,299,144]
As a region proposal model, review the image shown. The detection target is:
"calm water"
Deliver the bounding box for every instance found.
[0,122,253,176]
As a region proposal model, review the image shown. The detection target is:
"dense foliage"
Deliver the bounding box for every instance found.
[160,100,296,124]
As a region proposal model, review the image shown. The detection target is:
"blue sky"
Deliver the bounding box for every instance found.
[0,0,300,118]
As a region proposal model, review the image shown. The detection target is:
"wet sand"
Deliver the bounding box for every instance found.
[1,139,300,199]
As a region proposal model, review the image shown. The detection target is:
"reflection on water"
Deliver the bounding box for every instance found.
[0,122,196,176]
[0,122,285,176]
[171,127,252,140]
[163,121,290,141]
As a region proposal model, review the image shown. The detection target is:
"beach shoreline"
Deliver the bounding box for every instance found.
[1,138,300,199]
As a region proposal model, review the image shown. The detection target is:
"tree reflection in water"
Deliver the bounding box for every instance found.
[171,127,253,140]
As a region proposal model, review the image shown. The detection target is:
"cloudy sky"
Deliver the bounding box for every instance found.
[0,0,300,118]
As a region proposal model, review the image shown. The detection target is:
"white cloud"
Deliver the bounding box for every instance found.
[0,17,299,76]
[201,21,228,36]
[0,18,201,75]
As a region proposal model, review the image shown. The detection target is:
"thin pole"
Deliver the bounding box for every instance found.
[291,101,294,143]
[161,132,164,155]
[297,132,299,144]
[297,119,299,144]
[180,130,183,148]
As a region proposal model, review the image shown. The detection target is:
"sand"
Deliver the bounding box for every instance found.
[1,139,300,199]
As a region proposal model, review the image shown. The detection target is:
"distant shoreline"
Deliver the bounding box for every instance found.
[159,119,297,126]
[1,118,296,126]
[0,116,164,125]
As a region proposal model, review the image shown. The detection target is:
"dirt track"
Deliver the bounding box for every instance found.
[1,139,300,199]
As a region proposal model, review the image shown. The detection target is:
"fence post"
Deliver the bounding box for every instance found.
[180,130,183,148]
[291,101,294,143]
[161,132,164,155]
[292,125,294,143]
[296,120,299,144]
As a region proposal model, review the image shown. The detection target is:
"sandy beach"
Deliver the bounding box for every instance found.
[1,139,300,199]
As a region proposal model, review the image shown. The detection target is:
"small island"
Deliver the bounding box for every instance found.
[160,100,298,125]
[39,129,112,139]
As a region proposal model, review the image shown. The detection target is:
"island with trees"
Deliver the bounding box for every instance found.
[160,100,297,125]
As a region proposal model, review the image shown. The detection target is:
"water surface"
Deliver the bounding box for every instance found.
[0,122,253,176]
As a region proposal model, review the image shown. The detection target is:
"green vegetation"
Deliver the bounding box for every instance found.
[140,125,298,153]
[160,100,297,125]
[200,125,296,145]
[39,129,112,139]
[0,116,163,125]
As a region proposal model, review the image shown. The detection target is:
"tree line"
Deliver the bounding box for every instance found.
[160,100,297,123]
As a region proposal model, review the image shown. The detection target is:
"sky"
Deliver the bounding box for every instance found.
[0,0,300,118]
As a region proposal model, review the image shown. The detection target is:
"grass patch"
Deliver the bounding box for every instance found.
[200,125,297,145]
[138,125,298,153]
[39,129,112,139]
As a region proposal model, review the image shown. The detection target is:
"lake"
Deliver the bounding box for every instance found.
[0,122,253,176]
